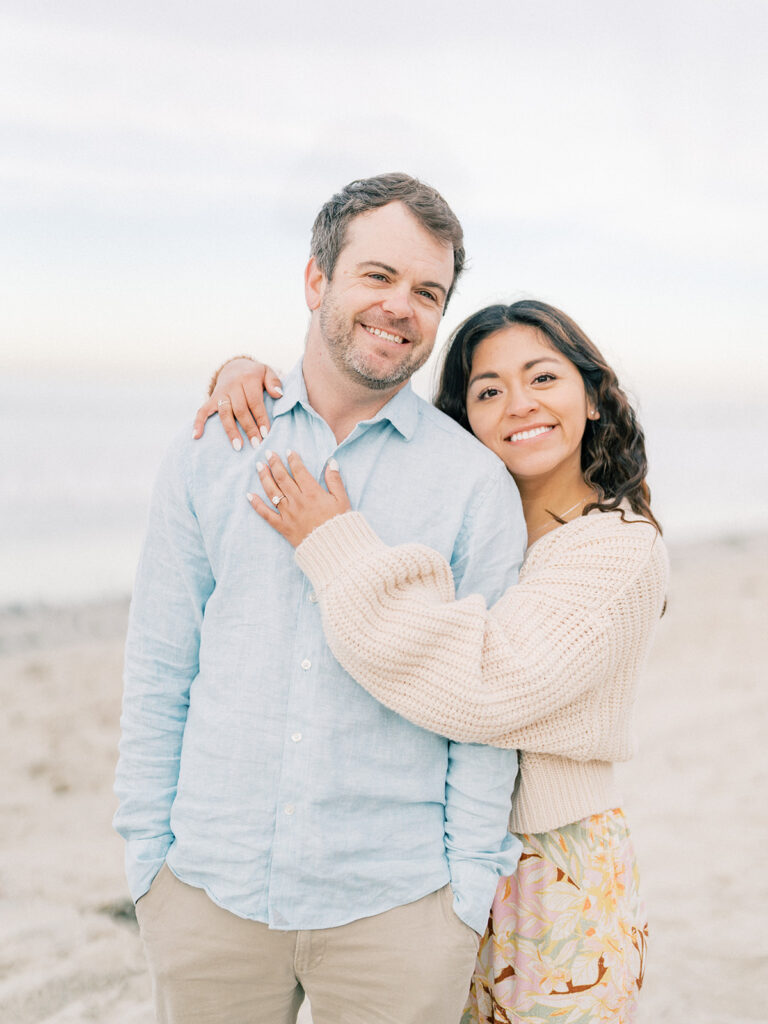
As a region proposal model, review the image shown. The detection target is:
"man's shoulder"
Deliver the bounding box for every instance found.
[411,399,506,471]
[156,421,242,485]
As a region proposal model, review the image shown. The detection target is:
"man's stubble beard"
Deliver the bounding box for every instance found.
[318,293,432,392]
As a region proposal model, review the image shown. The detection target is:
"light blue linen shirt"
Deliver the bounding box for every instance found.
[114,360,527,934]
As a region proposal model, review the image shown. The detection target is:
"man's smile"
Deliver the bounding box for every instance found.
[361,323,409,345]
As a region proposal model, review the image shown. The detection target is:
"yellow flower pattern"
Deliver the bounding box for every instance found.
[462,809,647,1023]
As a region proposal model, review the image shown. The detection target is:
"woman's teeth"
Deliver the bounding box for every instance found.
[508,425,554,442]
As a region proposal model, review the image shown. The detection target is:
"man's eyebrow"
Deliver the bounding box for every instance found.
[357,261,448,298]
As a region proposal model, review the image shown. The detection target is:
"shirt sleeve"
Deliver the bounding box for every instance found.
[438,464,525,930]
[113,437,215,902]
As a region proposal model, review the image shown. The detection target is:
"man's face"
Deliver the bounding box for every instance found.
[309,202,455,392]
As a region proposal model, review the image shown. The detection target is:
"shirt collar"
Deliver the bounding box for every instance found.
[273,360,420,441]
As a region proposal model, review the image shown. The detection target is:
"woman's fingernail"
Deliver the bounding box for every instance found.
[260,425,269,438]
[273,385,283,396]
[255,461,264,471]
[232,437,243,452]
[265,449,274,460]
[251,435,261,449]
[246,493,254,502]
[328,458,339,471]
[286,448,293,456]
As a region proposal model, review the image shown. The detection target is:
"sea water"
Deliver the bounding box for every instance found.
[1,372,766,606]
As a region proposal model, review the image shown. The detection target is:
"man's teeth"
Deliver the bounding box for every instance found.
[508,425,554,442]
[365,326,406,344]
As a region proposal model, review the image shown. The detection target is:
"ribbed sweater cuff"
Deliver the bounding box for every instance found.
[295,512,386,592]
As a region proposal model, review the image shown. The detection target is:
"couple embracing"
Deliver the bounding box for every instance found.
[115,173,668,1023]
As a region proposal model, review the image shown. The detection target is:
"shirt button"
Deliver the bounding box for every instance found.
[291,732,302,743]
[284,804,295,815]
[301,659,311,671]
[309,592,318,604]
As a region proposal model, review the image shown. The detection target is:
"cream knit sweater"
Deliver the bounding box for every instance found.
[295,507,669,835]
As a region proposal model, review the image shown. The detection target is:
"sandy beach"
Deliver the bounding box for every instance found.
[1,532,766,1023]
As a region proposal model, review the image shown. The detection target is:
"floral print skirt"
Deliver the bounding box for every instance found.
[461,808,647,1024]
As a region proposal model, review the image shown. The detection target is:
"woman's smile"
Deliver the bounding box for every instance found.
[504,424,556,444]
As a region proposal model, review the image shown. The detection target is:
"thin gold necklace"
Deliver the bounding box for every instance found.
[527,496,589,543]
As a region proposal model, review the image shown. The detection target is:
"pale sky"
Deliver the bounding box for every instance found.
[1,0,766,399]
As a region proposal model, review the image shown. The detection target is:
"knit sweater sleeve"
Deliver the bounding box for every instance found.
[295,510,667,750]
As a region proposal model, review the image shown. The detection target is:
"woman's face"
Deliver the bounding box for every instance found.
[465,324,594,486]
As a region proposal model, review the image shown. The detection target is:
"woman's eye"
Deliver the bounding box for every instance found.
[532,373,556,384]
[478,387,501,400]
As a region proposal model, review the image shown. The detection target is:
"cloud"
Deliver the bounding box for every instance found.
[0,2,765,393]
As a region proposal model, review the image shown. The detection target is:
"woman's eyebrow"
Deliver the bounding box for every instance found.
[523,356,561,370]
[468,371,501,387]
[469,356,562,388]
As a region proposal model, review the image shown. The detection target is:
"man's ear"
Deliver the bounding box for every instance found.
[305,257,327,311]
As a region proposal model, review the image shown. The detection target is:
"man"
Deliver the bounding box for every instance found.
[114,173,527,1024]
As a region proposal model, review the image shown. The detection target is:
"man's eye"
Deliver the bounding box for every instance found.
[368,273,388,282]
[417,290,438,303]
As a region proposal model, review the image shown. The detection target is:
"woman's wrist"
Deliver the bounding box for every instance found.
[295,512,385,592]
[208,355,257,397]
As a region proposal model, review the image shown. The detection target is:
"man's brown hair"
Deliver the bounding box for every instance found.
[310,173,465,309]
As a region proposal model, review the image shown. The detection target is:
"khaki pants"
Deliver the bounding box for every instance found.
[135,865,480,1024]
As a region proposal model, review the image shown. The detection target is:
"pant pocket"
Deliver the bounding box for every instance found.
[135,862,171,928]
[441,884,481,952]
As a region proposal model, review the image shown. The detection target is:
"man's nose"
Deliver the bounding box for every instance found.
[380,285,414,319]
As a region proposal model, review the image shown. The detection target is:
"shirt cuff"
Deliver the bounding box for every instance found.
[447,835,523,934]
[124,836,173,904]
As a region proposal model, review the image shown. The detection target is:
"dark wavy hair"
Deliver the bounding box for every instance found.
[435,299,661,531]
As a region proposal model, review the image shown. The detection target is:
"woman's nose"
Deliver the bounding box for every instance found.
[505,387,538,417]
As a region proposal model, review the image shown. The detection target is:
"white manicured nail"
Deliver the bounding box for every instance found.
[273,385,283,396]
[266,449,274,460]
[246,492,254,502]
[256,461,265,471]
[251,435,261,448]
[260,425,269,438]
[328,458,339,471]
[232,437,242,451]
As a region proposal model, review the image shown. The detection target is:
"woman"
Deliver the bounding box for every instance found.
[200,300,668,1022]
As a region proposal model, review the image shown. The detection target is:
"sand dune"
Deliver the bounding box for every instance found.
[1,533,766,1023]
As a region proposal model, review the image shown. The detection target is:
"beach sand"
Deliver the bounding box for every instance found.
[1,533,766,1023]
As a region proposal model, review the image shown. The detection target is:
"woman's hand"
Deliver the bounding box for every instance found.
[193,358,284,451]
[247,451,351,547]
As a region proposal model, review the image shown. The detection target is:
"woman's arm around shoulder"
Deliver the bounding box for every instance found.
[296,508,669,746]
